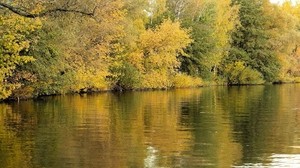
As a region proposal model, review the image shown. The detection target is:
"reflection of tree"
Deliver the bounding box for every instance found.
[273,85,300,154]
[0,103,36,168]
[108,90,200,167]
[178,87,242,167]
[0,90,201,167]
[218,86,270,164]
[1,85,300,167]
[220,85,300,166]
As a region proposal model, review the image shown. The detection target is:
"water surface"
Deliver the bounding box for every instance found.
[0,84,300,167]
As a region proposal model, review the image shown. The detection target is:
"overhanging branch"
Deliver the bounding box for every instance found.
[0,2,96,18]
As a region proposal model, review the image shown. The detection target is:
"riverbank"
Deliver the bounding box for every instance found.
[3,78,300,103]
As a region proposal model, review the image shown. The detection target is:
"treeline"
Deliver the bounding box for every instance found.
[1,0,300,100]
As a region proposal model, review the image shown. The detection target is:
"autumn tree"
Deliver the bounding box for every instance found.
[114,1,200,90]
[15,0,126,96]
[0,12,41,100]
[273,2,300,82]
[124,20,193,89]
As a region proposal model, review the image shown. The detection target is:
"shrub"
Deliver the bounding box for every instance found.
[173,73,203,88]
[141,70,172,89]
[224,61,265,85]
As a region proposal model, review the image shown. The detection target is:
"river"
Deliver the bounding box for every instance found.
[0,84,300,168]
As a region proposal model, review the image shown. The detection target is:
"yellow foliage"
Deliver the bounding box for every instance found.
[71,68,110,92]
[129,19,193,89]
[140,19,192,58]
[0,83,20,100]
[212,0,240,65]
[173,73,203,88]
[0,13,41,100]
[272,3,300,80]
[127,50,145,71]
[141,70,172,89]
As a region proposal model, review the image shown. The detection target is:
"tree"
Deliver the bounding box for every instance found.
[0,1,96,18]
[128,19,192,89]
[29,0,126,94]
[226,0,281,83]
[0,13,41,100]
[167,0,239,81]
[272,2,300,81]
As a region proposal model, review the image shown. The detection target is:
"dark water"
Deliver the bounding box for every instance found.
[1,84,300,168]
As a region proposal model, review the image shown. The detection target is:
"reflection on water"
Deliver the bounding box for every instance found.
[235,154,300,168]
[0,84,300,167]
[270,154,300,167]
[144,146,158,168]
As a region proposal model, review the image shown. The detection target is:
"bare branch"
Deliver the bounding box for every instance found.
[0,2,96,18]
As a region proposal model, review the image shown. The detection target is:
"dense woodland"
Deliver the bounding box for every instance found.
[1,0,300,100]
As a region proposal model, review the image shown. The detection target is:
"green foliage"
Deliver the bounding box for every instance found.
[25,32,69,95]
[228,0,281,83]
[171,0,239,80]
[110,62,141,90]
